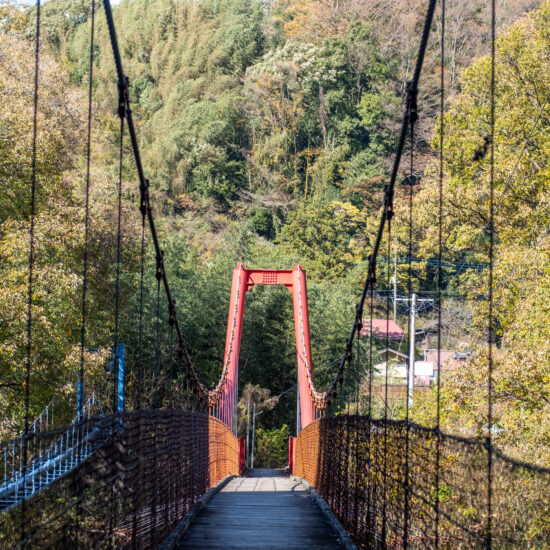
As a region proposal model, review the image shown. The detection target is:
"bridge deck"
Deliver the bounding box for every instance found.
[175,468,344,549]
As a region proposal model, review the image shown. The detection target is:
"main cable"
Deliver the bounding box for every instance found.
[324,0,437,407]
[102,0,204,404]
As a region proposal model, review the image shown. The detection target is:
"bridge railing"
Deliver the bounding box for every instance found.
[0,410,241,549]
[0,393,104,513]
[293,416,550,549]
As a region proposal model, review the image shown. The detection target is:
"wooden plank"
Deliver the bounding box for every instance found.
[174,469,344,549]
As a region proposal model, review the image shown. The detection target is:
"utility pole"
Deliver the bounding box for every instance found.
[251,402,256,469]
[408,292,417,409]
[246,398,250,469]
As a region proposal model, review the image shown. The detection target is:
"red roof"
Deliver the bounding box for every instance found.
[361,319,404,340]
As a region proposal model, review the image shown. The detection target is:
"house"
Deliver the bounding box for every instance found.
[360,319,404,341]
[378,348,408,363]
[413,361,434,386]
[424,349,472,372]
[373,348,434,386]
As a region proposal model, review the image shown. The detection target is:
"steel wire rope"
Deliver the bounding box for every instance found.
[211,263,242,421]
[78,0,95,419]
[319,0,437,409]
[74,3,96,541]
[368,285,374,421]
[403,48,419,549]
[113,112,124,413]
[381,218,392,548]
[136,199,146,410]
[107,71,125,548]
[486,1,496,546]
[366,284,374,543]
[101,0,207,406]
[154,274,161,409]
[355,314,361,414]
[435,0,445,546]
[21,0,40,540]
[352,321,361,540]
[170,321,174,406]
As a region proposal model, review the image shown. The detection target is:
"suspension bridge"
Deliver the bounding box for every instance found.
[1,0,549,548]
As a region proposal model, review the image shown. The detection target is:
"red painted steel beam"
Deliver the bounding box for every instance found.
[218,264,316,432]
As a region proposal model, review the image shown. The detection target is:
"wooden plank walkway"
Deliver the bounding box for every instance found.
[175,468,344,549]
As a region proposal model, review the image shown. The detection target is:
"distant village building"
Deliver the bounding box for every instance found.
[424,349,472,372]
[360,319,404,341]
[373,348,434,386]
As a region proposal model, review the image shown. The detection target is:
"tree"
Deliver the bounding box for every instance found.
[411,2,550,464]
[279,200,367,280]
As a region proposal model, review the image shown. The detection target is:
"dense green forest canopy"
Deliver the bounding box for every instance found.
[0,0,548,465]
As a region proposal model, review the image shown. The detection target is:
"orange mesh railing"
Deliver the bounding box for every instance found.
[1,410,241,549]
[294,416,550,549]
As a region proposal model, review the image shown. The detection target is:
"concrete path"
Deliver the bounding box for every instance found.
[175,468,344,549]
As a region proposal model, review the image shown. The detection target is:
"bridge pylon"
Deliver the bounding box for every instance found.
[216,263,316,433]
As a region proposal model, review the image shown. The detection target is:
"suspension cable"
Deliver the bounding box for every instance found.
[100,0,439,411]
[367,281,374,419]
[102,0,205,404]
[136,200,146,409]
[381,217,392,546]
[355,315,360,414]
[403,31,419,549]
[22,0,40,540]
[487,0,496,547]
[154,272,161,409]
[78,0,95,419]
[435,0,445,546]
[318,0,437,407]
[113,109,124,413]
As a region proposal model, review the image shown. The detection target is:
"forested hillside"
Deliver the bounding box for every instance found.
[1,0,548,465]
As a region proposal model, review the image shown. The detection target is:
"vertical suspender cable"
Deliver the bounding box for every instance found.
[487,0,496,547]
[113,113,124,413]
[355,316,360,414]
[334,0,437,396]
[22,0,40,540]
[154,274,161,409]
[403,54,419,550]
[137,180,148,409]
[435,0,445,547]
[79,0,96,419]
[170,322,174,404]
[382,221,391,547]
[366,283,374,540]
[368,283,374,419]
[75,4,95,543]
[136,212,145,409]
[102,0,201,405]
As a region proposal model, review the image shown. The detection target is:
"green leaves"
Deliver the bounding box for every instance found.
[279,200,367,280]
